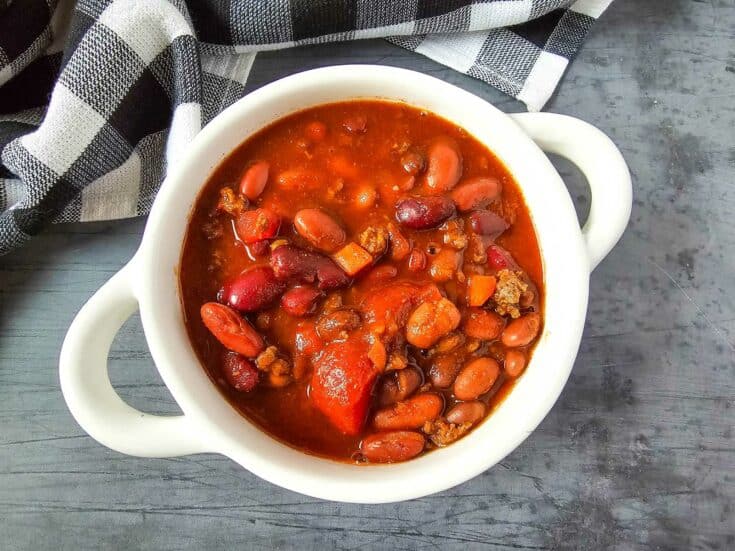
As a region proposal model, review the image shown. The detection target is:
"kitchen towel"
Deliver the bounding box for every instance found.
[0,0,613,255]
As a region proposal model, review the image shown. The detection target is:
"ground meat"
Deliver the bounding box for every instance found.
[493,269,528,319]
[441,219,468,250]
[467,235,487,264]
[255,346,293,387]
[255,346,279,371]
[358,226,389,256]
[386,352,408,371]
[216,186,246,216]
[422,419,472,447]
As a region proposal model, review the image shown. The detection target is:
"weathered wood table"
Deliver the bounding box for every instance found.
[1,1,733,548]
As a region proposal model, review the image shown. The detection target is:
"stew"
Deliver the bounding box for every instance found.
[180,100,543,463]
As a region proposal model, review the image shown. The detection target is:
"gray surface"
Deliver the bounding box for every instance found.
[1,0,734,549]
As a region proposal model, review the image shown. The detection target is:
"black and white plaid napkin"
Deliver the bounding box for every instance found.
[0,0,612,255]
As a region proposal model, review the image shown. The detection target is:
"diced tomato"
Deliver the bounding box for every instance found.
[311,335,379,435]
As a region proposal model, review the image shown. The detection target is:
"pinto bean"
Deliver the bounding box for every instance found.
[463,308,505,341]
[376,366,423,407]
[280,286,322,317]
[239,161,269,200]
[200,302,265,357]
[222,352,259,392]
[429,248,460,282]
[446,401,486,425]
[407,249,426,272]
[405,297,461,349]
[365,265,398,283]
[425,138,462,193]
[294,208,346,252]
[451,177,502,212]
[395,196,455,230]
[453,357,500,400]
[504,349,527,377]
[400,150,425,175]
[427,354,461,389]
[360,431,425,463]
[235,208,281,243]
[219,266,286,312]
[501,313,541,347]
[373,393,444,430]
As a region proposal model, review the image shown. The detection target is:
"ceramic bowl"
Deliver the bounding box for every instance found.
[60,65,631,503]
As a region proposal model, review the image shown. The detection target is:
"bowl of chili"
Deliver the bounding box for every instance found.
[60,65,631,503]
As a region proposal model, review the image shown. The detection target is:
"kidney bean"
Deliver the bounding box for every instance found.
[281,286,322,317]
[501,313,541,347]
[407,249,426,272]
[427,354,461,389]
[405,297,461,349]
[376,366,423,407]
[486,244,519,271]
[373,393,444,430]
[451,177,501,212]
[401,150,425,175]
[446,401,486,425]
[235,208,280,243]
[454,357,500,400]
[395,196,455,230]
[222,352,259,392]
[294,208,346,252]
[504,349,527,377]
[463,307,505,341]
[200,302,265,357]
[469,210,509,237]
[343,114,367,134]
[360,431,425,463]
[305,121,326,141]
[239,161,269,200]
[270,244,350,290]
[219,267,286,313]
[425,138,462,193]
[315,308,361,341]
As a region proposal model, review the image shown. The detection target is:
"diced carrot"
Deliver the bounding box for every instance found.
[332,242,373,276]
[467,275,497,307]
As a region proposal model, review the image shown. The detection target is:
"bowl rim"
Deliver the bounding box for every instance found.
[135,64,589,503]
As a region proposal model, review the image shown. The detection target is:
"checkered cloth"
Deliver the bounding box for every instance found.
[0,0,612,255]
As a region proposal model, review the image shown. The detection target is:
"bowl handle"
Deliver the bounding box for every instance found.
[509,112,632,271]
[59,263,210,457]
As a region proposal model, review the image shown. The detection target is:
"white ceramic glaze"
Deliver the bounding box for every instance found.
[59,65,631,503]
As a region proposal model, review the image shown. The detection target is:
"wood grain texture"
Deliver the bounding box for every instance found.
[1,0,733,549]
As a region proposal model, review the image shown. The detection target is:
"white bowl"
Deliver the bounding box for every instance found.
[59,65,631,503]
